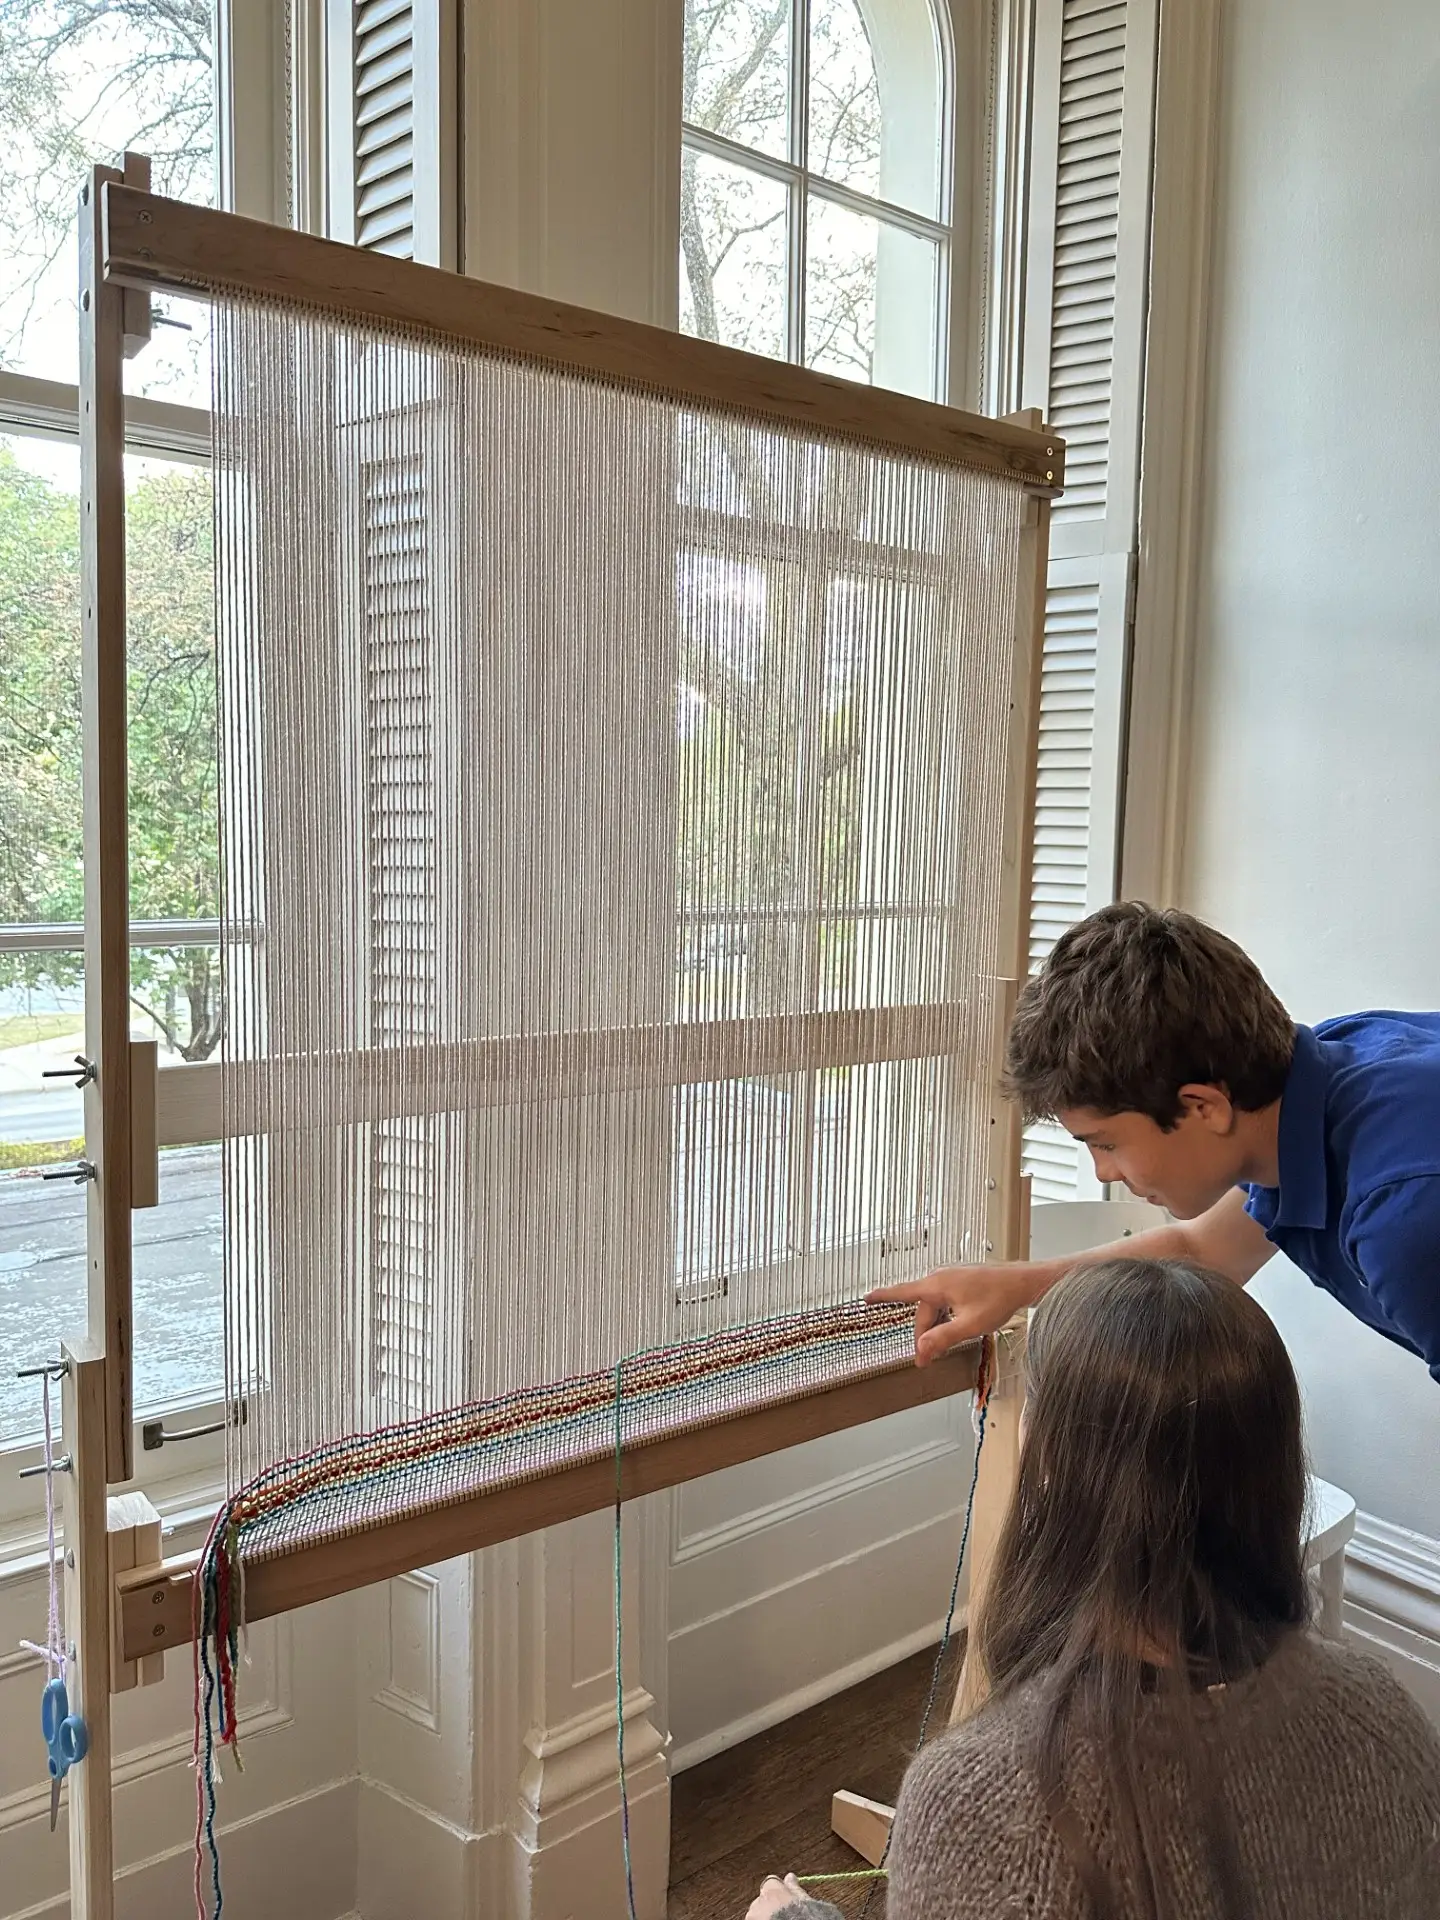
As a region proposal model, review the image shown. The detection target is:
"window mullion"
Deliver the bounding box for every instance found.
[788,0,812,365]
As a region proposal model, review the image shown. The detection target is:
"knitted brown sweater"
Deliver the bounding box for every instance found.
[785,1633,1440,1919]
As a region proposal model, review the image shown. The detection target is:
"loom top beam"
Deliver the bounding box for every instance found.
[99,183,1065,494]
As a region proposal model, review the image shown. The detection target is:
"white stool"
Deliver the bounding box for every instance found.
[1305,1474,1357,1638]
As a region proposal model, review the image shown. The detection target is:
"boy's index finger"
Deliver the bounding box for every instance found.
[865,1281,928,1304]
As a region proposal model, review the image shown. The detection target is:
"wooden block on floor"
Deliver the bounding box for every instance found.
[108,1491,164,1690]
[830,1790,893,1868]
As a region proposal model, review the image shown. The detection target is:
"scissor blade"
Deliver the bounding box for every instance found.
[49,1775,60,1832]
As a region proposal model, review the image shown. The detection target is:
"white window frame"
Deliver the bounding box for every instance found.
[0,0,294,1523]
[680,0,962,402]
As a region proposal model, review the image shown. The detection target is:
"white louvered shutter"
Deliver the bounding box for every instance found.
[326,0,456,266]
[362,455,439,1415]
[1020,0,1156,1201]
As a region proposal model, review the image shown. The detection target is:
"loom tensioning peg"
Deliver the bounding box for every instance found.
[41,1055,94,1089]
[18,1453,73,1480]
[40,1160,96,1186]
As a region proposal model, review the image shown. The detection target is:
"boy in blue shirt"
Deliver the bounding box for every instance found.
[874,902,1440,1383]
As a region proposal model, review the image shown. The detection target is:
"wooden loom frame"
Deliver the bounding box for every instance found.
[57,155,1060,1917]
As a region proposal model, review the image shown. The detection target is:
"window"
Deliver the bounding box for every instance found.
[0,0,288,1486]
[680,0,951,400]
[0,437,225,1453]
[674,3,968,1315]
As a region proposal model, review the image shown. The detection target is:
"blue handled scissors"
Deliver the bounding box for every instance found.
[43,1676,88,1831]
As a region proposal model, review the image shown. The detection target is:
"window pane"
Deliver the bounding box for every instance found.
[683,0,792,160]
[807,0,881,198]
[1,434,82,933]
[0,438,217,941]
[681,146,791,358]
[808,0,944,218]
[804,196,938,398]
[0,0,214,399]
[0,938,225,1443]
[0,1144,222,1445]
[126,460,218,924]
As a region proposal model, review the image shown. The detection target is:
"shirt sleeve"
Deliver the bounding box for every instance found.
[1346,1178,1440,1382]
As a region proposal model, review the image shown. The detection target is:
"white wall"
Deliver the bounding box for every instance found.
[1183,0,1440,1564]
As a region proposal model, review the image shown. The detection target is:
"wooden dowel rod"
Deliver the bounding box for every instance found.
[116,1344,981,1662]
[100,184,1064,493]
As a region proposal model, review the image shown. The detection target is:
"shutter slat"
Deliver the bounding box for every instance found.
[365,452,436,1411]
[1048,0,1127,530]
[351,1,416,259]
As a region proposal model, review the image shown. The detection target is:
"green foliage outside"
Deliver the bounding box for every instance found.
[0,1135,82,1171]
[0,446,222,1060]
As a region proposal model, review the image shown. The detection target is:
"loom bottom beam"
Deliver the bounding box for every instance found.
[116,1344,980,1664]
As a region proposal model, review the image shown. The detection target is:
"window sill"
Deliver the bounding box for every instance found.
[0,1459,224,1587]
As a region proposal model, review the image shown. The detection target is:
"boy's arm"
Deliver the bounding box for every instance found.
[870,1186,1275,1366]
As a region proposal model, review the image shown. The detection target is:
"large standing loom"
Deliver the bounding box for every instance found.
[57,154,1060,1916]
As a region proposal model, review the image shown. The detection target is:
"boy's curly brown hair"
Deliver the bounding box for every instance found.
[1004,903,1295,1127]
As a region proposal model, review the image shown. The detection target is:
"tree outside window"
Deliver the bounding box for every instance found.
[681,0,949,399]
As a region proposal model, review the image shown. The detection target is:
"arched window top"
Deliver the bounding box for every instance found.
[681,0,951,399]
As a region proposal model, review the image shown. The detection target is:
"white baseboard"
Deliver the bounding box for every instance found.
[357,1776,489,1919]
[671,1605,963,1773]
[1345,1512,1440,1726]
[668,1405,974,1773]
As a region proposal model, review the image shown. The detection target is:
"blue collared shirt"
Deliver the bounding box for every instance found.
[1245,1014,1440,1382]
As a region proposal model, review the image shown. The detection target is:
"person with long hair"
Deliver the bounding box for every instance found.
[747,1260,1440,1918]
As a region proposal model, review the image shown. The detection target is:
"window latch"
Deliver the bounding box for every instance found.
[142,1402,247,1452]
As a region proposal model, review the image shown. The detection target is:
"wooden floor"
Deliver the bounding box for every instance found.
[667,1639,963,1919]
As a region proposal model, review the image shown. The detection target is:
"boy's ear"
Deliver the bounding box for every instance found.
[1177,1082,1236,1133]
